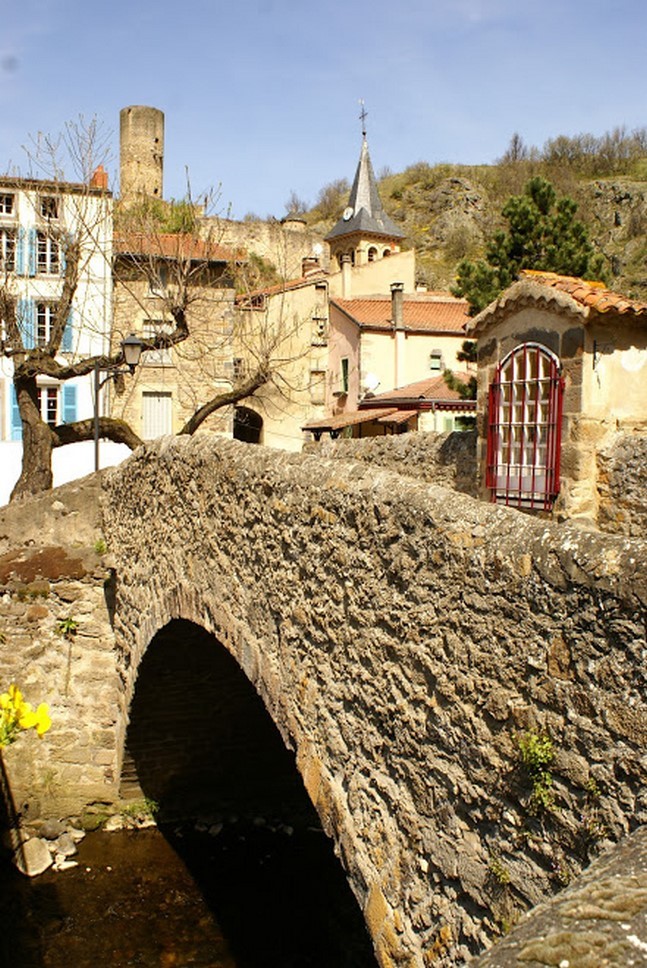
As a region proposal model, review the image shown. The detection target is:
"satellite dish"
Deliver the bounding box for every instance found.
[343,206,354,221]
[364,372,380,392]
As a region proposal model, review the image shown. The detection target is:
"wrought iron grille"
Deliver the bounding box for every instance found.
[486,343,564,510]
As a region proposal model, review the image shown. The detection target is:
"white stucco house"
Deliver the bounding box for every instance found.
[0,169,121,504]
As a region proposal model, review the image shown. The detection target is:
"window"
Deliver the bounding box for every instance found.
[37,231,60,274]
[142,391,173,439]
[429,350,443,372]
[311,315,327,346]
[367,247,377,262]
[39,196,59,220]
[10,383,76,436]
[37,303,56,346]
[37,387,59,427]
[341,357,349,393]
[142,319,173,365]
[310,369,326,405]
[148,263,168,297]
[383,249,391,258]
[486,342,564,510]
[0,194,14,216]
[0,228,15,271]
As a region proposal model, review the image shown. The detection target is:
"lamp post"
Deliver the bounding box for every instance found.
[94,333,144,471]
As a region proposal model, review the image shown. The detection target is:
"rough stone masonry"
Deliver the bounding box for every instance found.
[0,435,645,966]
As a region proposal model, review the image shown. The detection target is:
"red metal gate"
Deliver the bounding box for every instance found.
[486,343,564,510]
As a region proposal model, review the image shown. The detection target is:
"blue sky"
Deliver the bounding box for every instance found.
[2,0,646,219]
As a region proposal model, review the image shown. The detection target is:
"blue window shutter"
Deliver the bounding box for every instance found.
[28,228,37,276]
[22,299,35,349]
[17,298,35,349]
[16,227,25,275]
[62,307,73,351]
[10,385,22,441]
[62,384,77,424]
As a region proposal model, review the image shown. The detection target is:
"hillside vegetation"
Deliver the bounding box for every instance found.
[303,128,647,300]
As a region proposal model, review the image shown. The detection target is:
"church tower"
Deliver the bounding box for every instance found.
[325,109,404,270]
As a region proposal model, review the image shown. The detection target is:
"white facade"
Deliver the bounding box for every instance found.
[0,178,114,504]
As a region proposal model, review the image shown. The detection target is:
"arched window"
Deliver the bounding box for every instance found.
[382,248,391,258]
[367,246,377,262]
[486,343,564,510]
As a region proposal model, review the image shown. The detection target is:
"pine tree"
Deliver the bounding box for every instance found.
[453,177,607,315]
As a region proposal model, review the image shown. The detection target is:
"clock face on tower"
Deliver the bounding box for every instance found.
[343,206,354,221]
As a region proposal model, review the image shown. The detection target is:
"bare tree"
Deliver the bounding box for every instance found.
[1,120,316,501]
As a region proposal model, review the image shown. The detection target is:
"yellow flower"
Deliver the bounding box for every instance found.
[18,702,37,730]
[8,684,23,707]
[34,704,51,738]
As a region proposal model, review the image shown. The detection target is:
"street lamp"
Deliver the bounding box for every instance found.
[94,333,144,471]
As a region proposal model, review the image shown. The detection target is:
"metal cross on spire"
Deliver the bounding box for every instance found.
[358,99,368,138]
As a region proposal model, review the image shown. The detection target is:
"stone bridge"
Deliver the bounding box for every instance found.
[0,435,645,966]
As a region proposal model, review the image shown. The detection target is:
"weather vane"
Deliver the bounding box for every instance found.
[358,99,368,138]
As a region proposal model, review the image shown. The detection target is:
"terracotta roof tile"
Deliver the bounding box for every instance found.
[332,294,470,334]
[237,272,327,303]
[115,232,239,263]
[303,408,398,431]
[366,373,474,405]
[519,270,647,315]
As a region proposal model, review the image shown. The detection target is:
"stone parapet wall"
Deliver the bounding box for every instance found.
[304,430,478,497]
[596,431,647,536]
[101,437,645,967]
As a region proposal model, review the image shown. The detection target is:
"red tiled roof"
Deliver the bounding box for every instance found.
[115,232,240,263]
[236,272,327,303]
[303,408,399,431]
[519,271,647,316]
[365,373,473,404]
[332,294,470,333]
[303,373,476,432]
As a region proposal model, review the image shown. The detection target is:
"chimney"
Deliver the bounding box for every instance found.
[341,254,352,298]
[302,256,320,278]
[90,165,109,190]
[391,282,405,388]
[391,282,404,329]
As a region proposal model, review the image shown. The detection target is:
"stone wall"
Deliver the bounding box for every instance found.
[98,437,645,967]
[0,475,120,819]
[596,431,647,537]
[305,430,478,497]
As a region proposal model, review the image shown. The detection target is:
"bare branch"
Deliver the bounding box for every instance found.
[53,417,143,450]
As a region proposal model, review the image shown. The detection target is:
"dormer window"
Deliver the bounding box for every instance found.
[40,196,59,220]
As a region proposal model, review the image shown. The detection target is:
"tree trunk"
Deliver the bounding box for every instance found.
[10,377,55,501]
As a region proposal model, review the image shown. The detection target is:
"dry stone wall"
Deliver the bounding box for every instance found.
[305,430,478,497]
[596,432,647,537]
[101,436,645,968]
[0,476,120,819]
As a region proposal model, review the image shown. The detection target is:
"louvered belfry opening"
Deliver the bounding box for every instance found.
[486,342,564,510]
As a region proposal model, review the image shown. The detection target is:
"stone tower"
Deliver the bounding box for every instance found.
[119,105,164,201]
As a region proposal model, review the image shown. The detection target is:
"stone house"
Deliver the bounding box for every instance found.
[0,170,113,503]
[111,232,237,441]
[468,270,647,522]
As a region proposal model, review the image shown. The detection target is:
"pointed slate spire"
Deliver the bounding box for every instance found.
[325,137,404,243]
